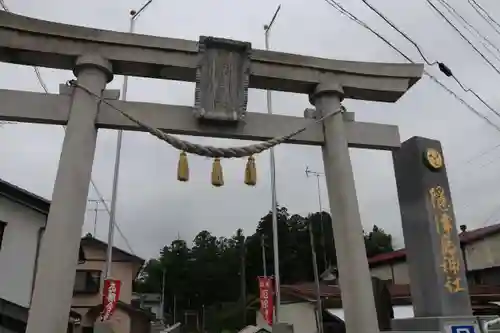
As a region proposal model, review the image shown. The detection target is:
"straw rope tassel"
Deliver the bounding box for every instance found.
[211,158,224,187]
[177,151,189,182]
[244,155,257,186]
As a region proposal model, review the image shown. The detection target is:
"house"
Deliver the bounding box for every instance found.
[72,235,153,333]
[369,223,500,285]
[0,178,82,333]
[0,178,150,333]
[132,293,163,321]
[254,282,500,333]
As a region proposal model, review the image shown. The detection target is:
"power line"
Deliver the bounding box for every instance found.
[467,0,500,36]
[342,0,500,162]
[354,0,500,121]
[425,0,500,76]
[322,0,500,134]
[0,0,136,255]
[435,0,500,63]
[326,0,500,228]
[358,0,437,66]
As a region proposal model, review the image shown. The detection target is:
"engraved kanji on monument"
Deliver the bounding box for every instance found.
[194,36,251,124]
[393,136,472,318]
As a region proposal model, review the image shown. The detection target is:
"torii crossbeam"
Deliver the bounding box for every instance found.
[0,11,423,333]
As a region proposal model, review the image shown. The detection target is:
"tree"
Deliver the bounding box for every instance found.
[134,208,394,331]
[364,225,393,258]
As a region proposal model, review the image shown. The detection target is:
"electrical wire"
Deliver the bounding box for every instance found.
[358,0,437,66]
[467,0,500,36]
[0,0,136,255]
[323,0,500,134]
[352,0,500,161]
[354,0,500,121]
[435,0,500,63]
[327,0,500,227]
[426,0,500,76]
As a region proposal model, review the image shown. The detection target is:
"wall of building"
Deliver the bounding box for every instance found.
[370,261,409,284]
[72,246,136,308]
[369,233,500,285]
[0,195,46,308]
[465,233,500,271]
[256,303,317,333]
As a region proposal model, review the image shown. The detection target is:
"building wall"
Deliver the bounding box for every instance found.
[0,195,46,308]
[370,261,409,284]
[369,234,500,285]
[256,303,317,333]
[72,246,136,308]
[465,233,500,271]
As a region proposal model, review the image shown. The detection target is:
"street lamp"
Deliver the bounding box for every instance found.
[105,0,155,279]
[263,5,282,322]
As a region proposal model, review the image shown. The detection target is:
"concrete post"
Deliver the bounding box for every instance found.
[26,54,113,333]
[311,81,379,333]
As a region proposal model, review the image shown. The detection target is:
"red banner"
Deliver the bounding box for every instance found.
[100,279,121,321]
[258,277,274,326]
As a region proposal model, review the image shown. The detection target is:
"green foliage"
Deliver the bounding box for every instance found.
[134,206,393,331]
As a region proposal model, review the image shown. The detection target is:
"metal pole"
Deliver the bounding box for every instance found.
[261,235,267,276]
[240,238,247,325]
[263,4,281,322]
[306,168,328,269]
[173,294,177,324]
[308,222,324,333]
[161,268,166,322]
[202,304,205,333]
[316,175,323,213]
[104,0,154,279]
[93,202,98,236]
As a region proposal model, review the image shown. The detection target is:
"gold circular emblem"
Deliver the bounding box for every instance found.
[425,148,443,170]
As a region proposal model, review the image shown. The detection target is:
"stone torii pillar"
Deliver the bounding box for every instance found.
[0,11,423,333]
[311,81,379,333]
[26,54,114,333]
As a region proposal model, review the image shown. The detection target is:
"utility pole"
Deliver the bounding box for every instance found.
[160,268,166,323]
[263,4,282,322]
[202,304,205,333]
[308,221,324,333]
[105,0,155,279]
[306,167,328,269]
[173,294,177,325]
[240,236,247,326]
[261,235,267,276]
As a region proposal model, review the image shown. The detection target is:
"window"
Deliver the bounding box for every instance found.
[74,270,101,294]
[0,222,5,250]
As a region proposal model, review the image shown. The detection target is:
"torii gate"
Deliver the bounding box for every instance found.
[0,11,423,333]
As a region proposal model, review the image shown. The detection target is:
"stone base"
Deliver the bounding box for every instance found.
[392,316,496,332]
[272,323,294,333]
[93,321,115,333]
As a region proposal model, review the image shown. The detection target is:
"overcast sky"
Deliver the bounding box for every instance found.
[2,0,500,259]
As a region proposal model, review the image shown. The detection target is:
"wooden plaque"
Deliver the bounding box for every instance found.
[194,36,251,124]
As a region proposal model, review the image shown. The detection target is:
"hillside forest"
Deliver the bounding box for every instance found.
[133,206,394,331]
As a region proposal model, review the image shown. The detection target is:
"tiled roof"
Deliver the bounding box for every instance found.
[0,178,50,215]
[368,223,500,266]
[281,282,500,301]
[80,235,145,264]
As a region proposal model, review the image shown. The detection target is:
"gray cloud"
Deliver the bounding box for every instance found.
[2,0,500,258]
